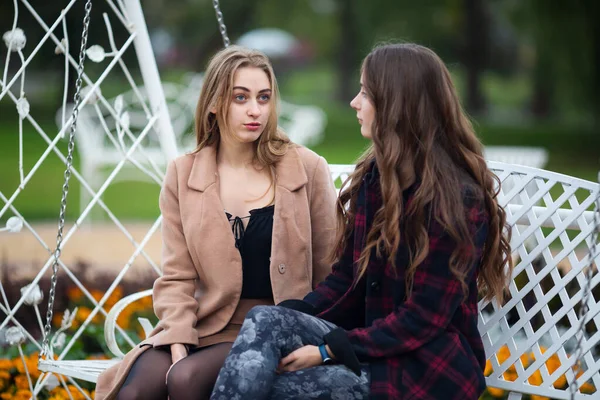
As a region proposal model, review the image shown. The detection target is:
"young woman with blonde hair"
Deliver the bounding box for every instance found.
[210,43,513,400]
[95,45,338,400]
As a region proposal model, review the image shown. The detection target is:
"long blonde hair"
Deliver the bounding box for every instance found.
[193,45,290,166]
[334,43,513,304]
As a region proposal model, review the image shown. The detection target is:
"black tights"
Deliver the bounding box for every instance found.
[116,342,233,400]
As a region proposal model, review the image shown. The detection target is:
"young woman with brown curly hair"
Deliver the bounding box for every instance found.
[209,43,513,400]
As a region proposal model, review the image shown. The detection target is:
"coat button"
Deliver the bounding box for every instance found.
[278,263,286,274]
[370,281,380,292]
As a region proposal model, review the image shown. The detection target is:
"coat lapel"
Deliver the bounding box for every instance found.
[270,147,310,301]
[186,145,242,299]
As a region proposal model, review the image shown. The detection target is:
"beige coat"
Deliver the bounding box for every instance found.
[95,144,337,399]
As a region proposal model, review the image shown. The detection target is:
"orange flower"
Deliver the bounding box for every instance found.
[487,386,504,397]
[527,369,548,399]
[531,395,549,400]
[53,312,64,328]
[13,390,33,400]
[136,325,147,340]
[66,385,90,400]
[519,353,531,368]
[116,308,132,330]
[503,370,517,382]
[86,354,109,360]
[528,370,542,386]
[0,359,13,370]
[484,360,493,377]
[0,393,11,400]
[544,353,567,388]
[91,289,104,302]
[66,286,83,302]
[580,381,596,394]
[77,306,92,321]
[138,295,153,309]
[15,358,39,380]
[50,386,68,396]
[14,375,30,390]
[529,347,569,389]
[106,287,124,308]
[497,345,510,364]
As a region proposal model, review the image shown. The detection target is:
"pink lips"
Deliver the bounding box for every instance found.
[244,122,261,131]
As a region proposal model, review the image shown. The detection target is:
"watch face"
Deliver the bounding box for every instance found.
[323,357,333,365]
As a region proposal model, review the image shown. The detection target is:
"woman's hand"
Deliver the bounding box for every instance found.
[170,343,188,364]
[278,345,323,372]
[165,343,188,384]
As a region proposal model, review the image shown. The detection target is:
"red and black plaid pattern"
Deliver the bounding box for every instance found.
[304,167,489,399]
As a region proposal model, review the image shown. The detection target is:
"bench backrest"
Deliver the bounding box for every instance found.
[481,162,599,399]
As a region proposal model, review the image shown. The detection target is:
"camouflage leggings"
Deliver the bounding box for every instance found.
[210,305,370,400]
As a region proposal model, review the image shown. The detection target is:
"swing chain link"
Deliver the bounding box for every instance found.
[570,171,600,399]
[40,0,93,361]
[212,0,230,47]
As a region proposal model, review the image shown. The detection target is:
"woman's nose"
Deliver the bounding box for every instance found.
[247,101,261,117]
[350,94,359,110]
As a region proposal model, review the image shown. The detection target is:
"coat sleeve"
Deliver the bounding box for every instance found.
[279,156,350,316]
[279,226,357,317]
[325,199,488,368]
[308,156,338,286]
[151,160,199,347]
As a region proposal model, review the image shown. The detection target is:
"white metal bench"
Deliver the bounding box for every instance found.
[39,162,600,399]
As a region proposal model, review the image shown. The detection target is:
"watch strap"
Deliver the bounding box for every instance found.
[318,343,332,363]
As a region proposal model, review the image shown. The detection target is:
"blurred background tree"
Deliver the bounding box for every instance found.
[0,0,598,220]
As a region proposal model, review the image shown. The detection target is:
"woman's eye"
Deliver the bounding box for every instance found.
[259,94,271,102]
[234,94,246,101]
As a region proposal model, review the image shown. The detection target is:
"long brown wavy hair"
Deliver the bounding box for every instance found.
[193,45,290,166]
[335,43,513,304]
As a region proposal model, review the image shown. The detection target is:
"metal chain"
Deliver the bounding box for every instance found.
[570,171,600,399]
[212,0,230,47]
[39,0,93,361]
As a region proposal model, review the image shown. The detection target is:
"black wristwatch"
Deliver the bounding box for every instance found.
[318,344,333,364]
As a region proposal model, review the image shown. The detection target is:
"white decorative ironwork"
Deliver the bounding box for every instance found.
[0,0,176,397]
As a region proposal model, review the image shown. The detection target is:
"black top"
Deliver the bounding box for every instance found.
[225,205,274,299]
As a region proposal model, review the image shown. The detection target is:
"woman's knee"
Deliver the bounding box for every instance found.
[167,356,224,399]
[245,304,275,319]
[166,361,196,392]
[116,385,145,400]
[243,305,279,329]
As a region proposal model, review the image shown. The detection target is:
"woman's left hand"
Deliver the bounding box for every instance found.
[278,345,322,372]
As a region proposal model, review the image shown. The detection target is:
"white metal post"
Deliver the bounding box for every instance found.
[122,0,178,161]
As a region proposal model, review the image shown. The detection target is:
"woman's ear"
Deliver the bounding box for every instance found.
[209,97,222,115]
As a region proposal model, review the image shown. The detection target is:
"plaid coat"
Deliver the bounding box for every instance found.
[303,165,489,400]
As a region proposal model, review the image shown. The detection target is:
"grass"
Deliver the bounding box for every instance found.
[0,65,598,222]
[0,118,161,222]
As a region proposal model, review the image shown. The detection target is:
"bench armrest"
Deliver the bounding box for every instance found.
[104,289,154,358]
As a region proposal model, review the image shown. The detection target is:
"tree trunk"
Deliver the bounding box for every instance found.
[530,47,554,118]
[463,0,488,115]
[336,0,359,103]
